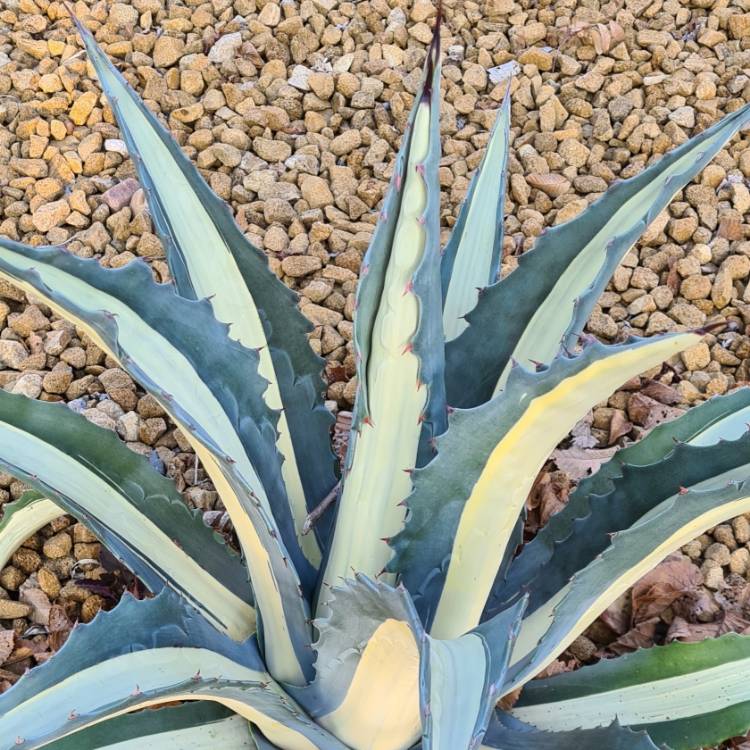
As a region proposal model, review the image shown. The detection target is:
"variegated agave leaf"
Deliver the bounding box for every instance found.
[39,703,255,750]
[513,634,750,750]
[481,712,660,750]
[445,101,750,407]
[319,23,446,606]
[441,86,511,342]
[390,333,700,635]
[70,12,338,564]
[0,591,344,750]
[290,575,525,750]
[489,387,750,617]
[0,242,312,684]
[507,476,750,691]
[0,393,254,640]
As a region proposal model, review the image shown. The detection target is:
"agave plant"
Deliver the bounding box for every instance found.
[0,7,750,750]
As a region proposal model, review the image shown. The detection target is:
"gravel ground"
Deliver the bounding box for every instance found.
[0,0,749,708]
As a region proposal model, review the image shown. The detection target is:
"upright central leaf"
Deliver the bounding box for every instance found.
[318,31,445,605]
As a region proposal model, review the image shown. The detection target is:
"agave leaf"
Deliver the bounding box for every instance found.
[41,703,254,750]
[70,12,337,563]
[0,591,345,750]
[506,477,750,692]
[490,388,750,617]
[504,430,750,620]
[250,727,283,750]
[445,102,750,407]
[294,576,524,750]
[319,28,446,603]
[513,633,750,750]
[481,712,659,750]
[390,333,700,637]
[0,392,254,639]
[420,599,526,750]
[441,87,510,342]
[292,576,423,750]
[0,491,63,571]
[0,243,312,684]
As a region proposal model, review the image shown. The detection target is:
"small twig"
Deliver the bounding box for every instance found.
[301,482,341,535]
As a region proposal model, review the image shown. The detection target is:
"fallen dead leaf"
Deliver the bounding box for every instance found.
[551,446,618,480]
[631,557,702,623]
[608,409,633,445]
[20,587,52,626]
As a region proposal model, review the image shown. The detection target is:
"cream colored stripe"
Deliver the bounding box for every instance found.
[512,654,750,730]
[318,619,421,750]
[493,125,738,393]
[98,63,318,565]
[2,648,318,750]
[320,103,431,604]
[507,495,750,691]
[0,497,62,570]
[0,425,255,640]
[430,334,698,640]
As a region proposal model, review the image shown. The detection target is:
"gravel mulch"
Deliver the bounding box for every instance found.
[0,0,749,727]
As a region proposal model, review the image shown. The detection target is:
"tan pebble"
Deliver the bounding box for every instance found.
[152,35,185,67]
[69,91,98,126]
[43,532,72,559]
[282,256,322,278]
[730,548,750,576]
[258,2,281,26]
[12,547,41,574]
[526,173,570,198]
[733,516,750,544]
[32,199,70,232]
[0,600,31,619]
[74,542,101,561]
[37,568,60,599]
[0,566,23,591]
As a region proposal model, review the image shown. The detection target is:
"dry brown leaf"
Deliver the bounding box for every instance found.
[608,409,633,445]
[608,618,661,655]
[628,392,685,428]
[631,558,702,623]
[641,380,682,405]
[570,412,598,449]
[562,19,624,52]
[527,470,572,533]
[599,592,632,636]
[667,610,750,643]
[552,446,617,480]
[20,587,51,627]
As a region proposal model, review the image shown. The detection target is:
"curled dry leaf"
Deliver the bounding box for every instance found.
[19,587,51,627]
[631,557,703,623]
[551,445,617,480]
[560,19,625,53]
[667,610,750,643]
[627,391,685,428]
[526,469,572,534]
[570,412,598,449]
[607,618,661,656]
[608,408,633,445]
